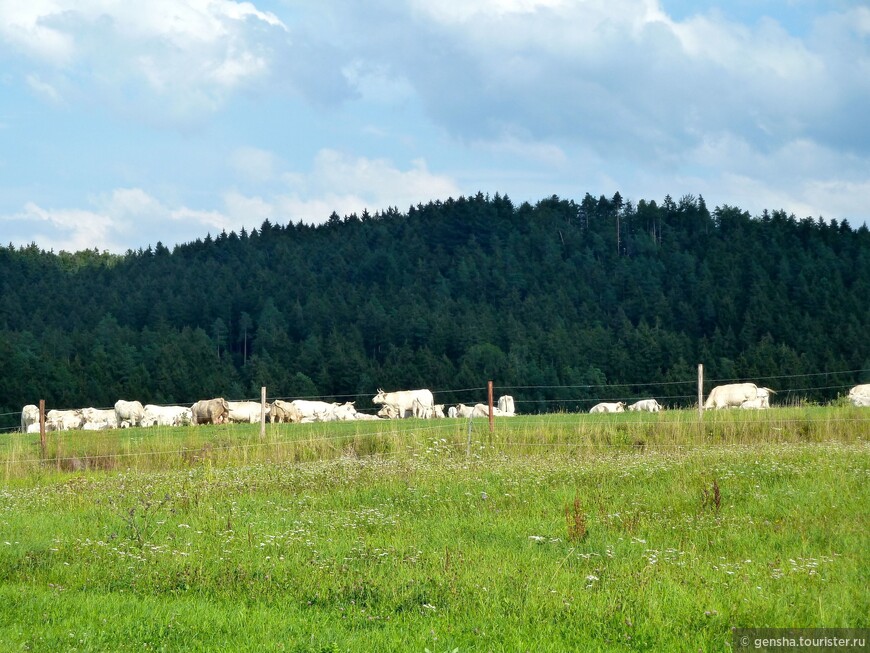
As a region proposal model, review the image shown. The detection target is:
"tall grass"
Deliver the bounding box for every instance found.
[1,406,866,479]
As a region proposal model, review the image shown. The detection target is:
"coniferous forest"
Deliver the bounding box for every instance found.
[1,192,868,428]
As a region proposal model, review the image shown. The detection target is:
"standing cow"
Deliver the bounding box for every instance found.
[372,388,434,419]
[191,398,230,425]
[115,400,145,427]
[270,400,302,424]
[21,404,40,433]
[704,383,774,410]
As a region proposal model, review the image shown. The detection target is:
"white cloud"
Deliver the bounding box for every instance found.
[0,188,237,252]
[0,0,289,119]
[227,149,462,224]
[25,73,63,104]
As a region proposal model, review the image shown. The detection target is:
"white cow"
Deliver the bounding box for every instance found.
[455,403,489,418]
[412,398,433,419]
[227,401,268,424]
[114,400,145,427]
[21,404,40,433]
[26,422,43,434]
[81,407,119,429]
[330,402,358,421]
[377,404,400,419]
[433,404,446,418]
[589,402,626,414]
[848,384,870,407]
[755,387,775,408]
[291,399,344,423]
[628,399,662,413]
[372,388,434,419]
[142,405,193,427]
[447,406,458,418]
[739,398,767,409]
[497,395,516,416]
[46,409,84,431]
[704,383,760,410]
[270,400,302,424]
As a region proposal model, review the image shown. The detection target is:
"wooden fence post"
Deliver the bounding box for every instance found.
[39,399,46,461]
[488,380,494,434]
[260,386,267,439]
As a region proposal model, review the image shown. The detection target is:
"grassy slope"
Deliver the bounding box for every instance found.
[0,410,867,651]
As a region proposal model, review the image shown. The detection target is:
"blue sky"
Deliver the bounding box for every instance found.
[1,0,868,253]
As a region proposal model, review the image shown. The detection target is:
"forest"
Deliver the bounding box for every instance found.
[1,192,868,429]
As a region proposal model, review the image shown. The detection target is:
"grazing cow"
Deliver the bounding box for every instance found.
[21,404,40,433]
[227,401,267,424]
[433,404,446,419]
[628,399,662,413]
[372,388,434,420]
[497,395,516,416]
[589,402,626,414]
[191,398,230,425]
[704,383,761,410]
[848,384,870,407]
[142,405,193,427]
[46,409,84,431]
[114,400,145,427]
[81,407,120,429]
[270,400,302,424]
[447,406,458,419]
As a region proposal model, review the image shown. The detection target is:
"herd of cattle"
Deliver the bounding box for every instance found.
[18,383,870,432]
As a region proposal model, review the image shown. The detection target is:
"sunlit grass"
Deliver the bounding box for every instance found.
[0,408,867,651]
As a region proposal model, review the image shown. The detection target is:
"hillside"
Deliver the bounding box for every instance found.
[1,192,868,427]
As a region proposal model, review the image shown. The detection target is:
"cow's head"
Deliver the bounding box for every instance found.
[372,389,386,404]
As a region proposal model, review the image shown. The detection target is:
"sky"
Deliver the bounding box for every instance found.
[0,0,868,253]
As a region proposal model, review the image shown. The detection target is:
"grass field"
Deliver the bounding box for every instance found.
[0,409,867,651]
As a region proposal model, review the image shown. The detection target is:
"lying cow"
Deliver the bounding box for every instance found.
[81,407,120,429]
[589,402,626,414]
[191,398,230,425]
[46,409,84,431]
[628,399,662,413]
[848,384,870,407]
[227,401,268,424]
[142,404,193,427]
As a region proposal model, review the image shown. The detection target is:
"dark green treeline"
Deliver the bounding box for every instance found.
[1,192,868,426]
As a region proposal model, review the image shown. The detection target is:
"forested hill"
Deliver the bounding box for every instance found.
[2,192,869,425]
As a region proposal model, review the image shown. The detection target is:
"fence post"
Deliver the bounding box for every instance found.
[39,399,46,461]
[260,386,267,439]
[487,380,494,434]
[698,364,704,421]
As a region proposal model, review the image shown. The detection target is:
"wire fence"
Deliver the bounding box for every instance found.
[2,368,868,436]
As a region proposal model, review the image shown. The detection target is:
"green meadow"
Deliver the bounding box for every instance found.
[0,409,867,651]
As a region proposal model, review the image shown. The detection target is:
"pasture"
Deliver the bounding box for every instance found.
[0,408,867,651]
